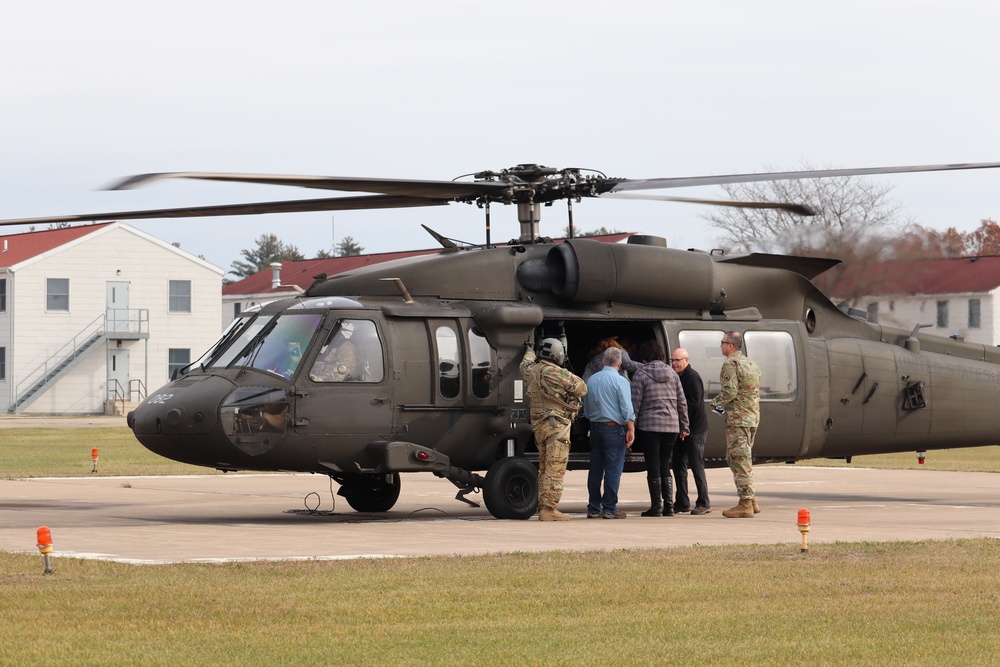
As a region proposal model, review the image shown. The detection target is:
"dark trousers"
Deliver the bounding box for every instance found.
[636,429,678,481]
[672,430,711,509]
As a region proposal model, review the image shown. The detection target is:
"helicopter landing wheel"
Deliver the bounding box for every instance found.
[483,457,538,520]
[340,473,401,513]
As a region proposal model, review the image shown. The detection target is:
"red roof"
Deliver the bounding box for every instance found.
[224,232,635,295]
[830,255,1000,298]
[0,224,112,267]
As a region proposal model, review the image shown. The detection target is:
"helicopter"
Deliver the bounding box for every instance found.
[5,161,1000,520]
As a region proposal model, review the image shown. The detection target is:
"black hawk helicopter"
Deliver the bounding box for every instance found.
[5,161,1000,520]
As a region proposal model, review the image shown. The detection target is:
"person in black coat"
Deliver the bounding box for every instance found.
[670,347,711,514]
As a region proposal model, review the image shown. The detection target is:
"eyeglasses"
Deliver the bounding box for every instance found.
[669,358,687,363]
[720,340,733,346]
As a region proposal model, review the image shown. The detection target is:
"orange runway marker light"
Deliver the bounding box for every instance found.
[91,447,99,473]
[796,509,811,554]
[37,526,54,575]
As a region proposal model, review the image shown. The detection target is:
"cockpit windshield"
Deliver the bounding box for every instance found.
[208,313,325,379]
[192,313,257,371]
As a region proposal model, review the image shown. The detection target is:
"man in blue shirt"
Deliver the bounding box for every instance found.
[584,347,636,519]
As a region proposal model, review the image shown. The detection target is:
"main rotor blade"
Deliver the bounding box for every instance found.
[108,172,509,199]
[608,161,1000,193]
[600,192,815,216]
[0,194,448,228]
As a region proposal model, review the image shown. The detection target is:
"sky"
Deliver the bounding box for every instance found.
[3,1,1000,274]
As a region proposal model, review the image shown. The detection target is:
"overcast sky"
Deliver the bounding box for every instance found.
[3,1,1000,273]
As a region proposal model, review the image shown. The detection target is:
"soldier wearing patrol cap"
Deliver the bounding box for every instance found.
[520,338,587,521]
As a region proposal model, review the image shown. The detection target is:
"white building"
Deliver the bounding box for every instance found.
[0,223,224,414]
[831,255,1000,346]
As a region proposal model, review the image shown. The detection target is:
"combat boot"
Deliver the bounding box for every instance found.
[641,478,662,517]
[752,498,761,514]
[722,498,755,518]
[539,507,571,521]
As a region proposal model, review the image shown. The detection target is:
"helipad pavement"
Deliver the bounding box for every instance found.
[2,465,997,563]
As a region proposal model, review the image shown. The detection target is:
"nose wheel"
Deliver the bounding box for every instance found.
[339,473,401,513]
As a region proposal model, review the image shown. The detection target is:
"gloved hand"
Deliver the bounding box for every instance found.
[712,406,725,415]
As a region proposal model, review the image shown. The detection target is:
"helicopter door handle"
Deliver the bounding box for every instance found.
[371,396,388,405]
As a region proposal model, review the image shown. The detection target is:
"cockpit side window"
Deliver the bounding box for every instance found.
[309,319,385,383]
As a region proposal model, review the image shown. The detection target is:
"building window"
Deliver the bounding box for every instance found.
[169,280,191,313]
[46,278,69,311]
[0,347,5,380]
[866,302,879,323]
[969,299,981,329]
[234,302,242,318]
[0,278,6,311]
[936,300,949,328]
[168,348,191,380]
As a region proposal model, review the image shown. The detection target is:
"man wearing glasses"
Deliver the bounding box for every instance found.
[669,348,711,515]
[711,331,761,518]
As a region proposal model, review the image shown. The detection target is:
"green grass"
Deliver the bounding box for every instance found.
[3,427,999,479]
[2,540,997,666]
[0,428,215,478]
[2,427,999,664]
[804,445,1000,473]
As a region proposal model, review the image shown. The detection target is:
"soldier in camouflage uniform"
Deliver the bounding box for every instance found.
[710,331,761,518]
[520,338,587,521]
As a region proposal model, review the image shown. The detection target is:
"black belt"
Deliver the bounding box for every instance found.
[596,421,621,427]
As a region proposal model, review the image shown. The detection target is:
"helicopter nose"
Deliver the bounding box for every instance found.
[130,375,235,437]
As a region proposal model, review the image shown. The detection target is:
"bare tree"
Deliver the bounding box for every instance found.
[702,164,907,256]
[700,165,912,302]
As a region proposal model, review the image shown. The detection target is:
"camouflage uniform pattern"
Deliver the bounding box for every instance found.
[710,350,761,500]
[520,346,588,511]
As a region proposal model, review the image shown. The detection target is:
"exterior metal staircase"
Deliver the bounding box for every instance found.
[8,310,148,414]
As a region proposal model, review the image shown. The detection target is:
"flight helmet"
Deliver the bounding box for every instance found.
[539,338,565,366]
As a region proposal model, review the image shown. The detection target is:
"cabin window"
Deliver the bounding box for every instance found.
[169,280,192,313]
[678,329,797,402]
[936,300,949,328]
[309,318,384,383]
[469,328,493,399]
[168,348,191,380]
[744,330,797,401]
[435,325,460,399]
[968,299,981,329]
[676,330,727,399]
[0,278,6,311]
[0,347,5,380]
[46,278,69,311]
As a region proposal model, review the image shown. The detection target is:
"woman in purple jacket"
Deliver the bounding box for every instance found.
[630,340,690,517]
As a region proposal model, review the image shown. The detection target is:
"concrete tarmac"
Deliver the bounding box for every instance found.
[2,465,997,563]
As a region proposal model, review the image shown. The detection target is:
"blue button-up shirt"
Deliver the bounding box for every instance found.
[584,366,636,425]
